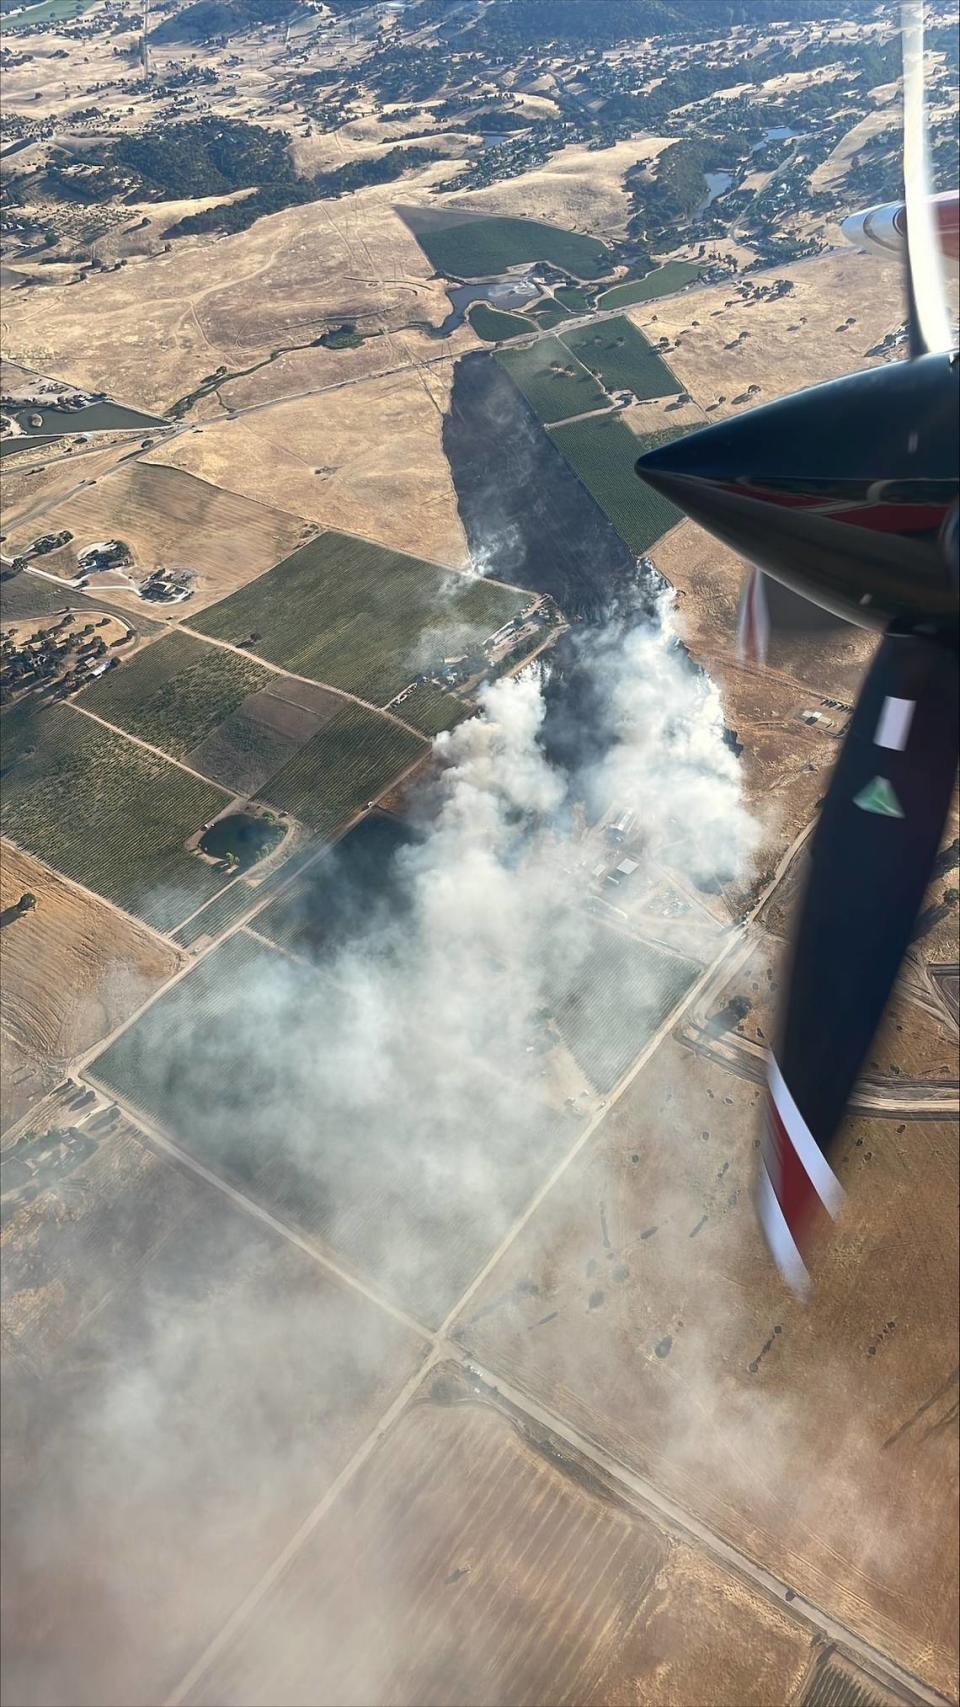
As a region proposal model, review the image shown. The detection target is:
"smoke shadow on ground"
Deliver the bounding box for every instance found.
[443,352,638,622]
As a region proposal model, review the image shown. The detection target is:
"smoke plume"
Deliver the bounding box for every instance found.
[2,584,761,1707]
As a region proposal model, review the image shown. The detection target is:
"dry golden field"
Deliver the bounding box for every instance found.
[147,365,468,566]
[4,462,312,614]
[0,842,181,1130]
[186,1372,817,1707]
[0,24,151,126]
[453,1026,959,1699]
[651,520,879,704]
[0,442,141,538]
[288,123,472,179]
[686,928,958,1095]
[435,136,678,240]
[623,394,706,438]
[628,249,904,419]
[214,321,478,413]
[809,105,900,191]
[2,169,467,414]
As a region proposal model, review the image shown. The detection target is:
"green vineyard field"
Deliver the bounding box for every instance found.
[598,262,700,310]
[550,418,689,555]
[468,304,530,342]
[0,702,228,930]
[404,212,614,281]
[81,631,272,759]
[560,318,683,400]
[192,531,527,704]
[497,336,609,424]
[258,701,425,831]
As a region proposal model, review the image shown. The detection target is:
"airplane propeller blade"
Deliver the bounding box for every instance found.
[736,567,770,665]
[758,626,960,1291]
[901,0,952,357]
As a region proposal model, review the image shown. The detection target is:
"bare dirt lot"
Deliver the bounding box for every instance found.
[0,842,181,1130]
[4,462,313,615]
[147,365,469,567]
[629,249,904,419]
[186,1367,817,1707]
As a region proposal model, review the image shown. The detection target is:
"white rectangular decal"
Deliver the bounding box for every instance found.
[874,696,914,751]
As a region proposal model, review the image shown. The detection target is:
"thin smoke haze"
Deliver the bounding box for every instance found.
[3,584,762,1707]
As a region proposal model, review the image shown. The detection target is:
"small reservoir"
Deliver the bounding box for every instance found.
[437,274,539,336]
[199,813,283,870]
[9,400,166,438]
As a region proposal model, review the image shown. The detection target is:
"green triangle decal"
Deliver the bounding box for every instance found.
[854,776,904,818]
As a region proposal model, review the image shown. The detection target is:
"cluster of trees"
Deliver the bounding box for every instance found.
[165,141,436,237]
[114,118,293,199]
[42,159,134,206]
[472,0,875,53]
[150,0,300,45]
[364,41,485,104]
[626,137,730,245]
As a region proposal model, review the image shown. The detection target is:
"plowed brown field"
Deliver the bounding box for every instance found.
[0,842,180,1129]
[187,1372,814,1707]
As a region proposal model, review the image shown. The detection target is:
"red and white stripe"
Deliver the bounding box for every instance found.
[736,567,769,665]
[757,1055,845,1293]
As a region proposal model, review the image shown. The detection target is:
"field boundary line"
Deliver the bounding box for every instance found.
[67,700,238,792]
[441,814,816,1337]
[321,520,539,599]
[76,748,432,1070]
[82,1072,435,1346]
[110,454,314,530]
[163,818,828,1703]
[216,345,464,424]
[0,833,183,956]
[177,624,430,743]
[436,922,745,1338]
[170,875,248,938]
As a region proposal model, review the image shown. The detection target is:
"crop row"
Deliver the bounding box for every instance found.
[1,702,228,931]
[192,530,526,704]
[497,337,609,424]
[550,417,688,556]
[408,213,615,282]
[258,701,425,831]
[559,318,683,400]
[81,630,271,759]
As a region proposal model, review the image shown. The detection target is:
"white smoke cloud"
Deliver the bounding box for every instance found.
[581,590,761,886]
[3,586,764,1707]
